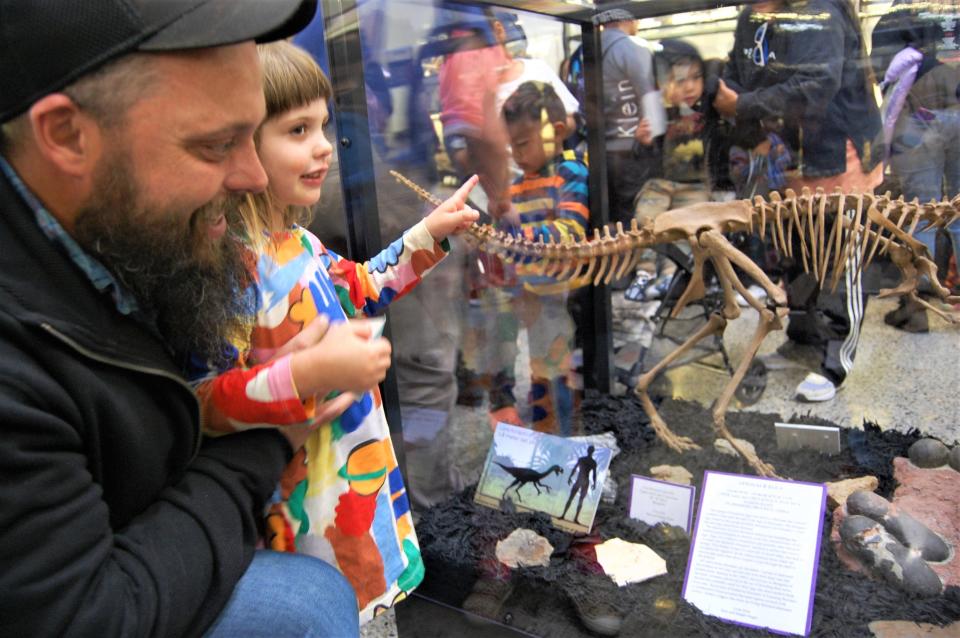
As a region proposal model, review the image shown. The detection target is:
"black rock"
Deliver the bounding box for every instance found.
[950,446,960,473]
[887,541,945,598]
[839,514,882,545]
[840,515,943,598]
[846,490,891,520]
[908,438,950,468]
[846,491,949,562]
[884,511,951,562]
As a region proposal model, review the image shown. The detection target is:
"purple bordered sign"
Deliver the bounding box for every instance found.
[682,471,827,637]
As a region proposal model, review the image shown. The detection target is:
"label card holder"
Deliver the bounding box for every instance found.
[775,422,841,455]
[628,475,696,534]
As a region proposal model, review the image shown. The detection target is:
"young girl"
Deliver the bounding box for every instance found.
[191,41,479,623]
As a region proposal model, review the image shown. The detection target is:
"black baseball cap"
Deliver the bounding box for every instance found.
[0,0,318,122]
[592,8,635,26]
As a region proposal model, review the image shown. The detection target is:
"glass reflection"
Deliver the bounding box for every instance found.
[307,1,960,635]
[329,3,589,520]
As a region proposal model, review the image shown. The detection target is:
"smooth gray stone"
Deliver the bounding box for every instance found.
[908,438,950,468]
[840,515,943,598]
[884,511,951,562]
[840,514,879,541]
[846,490,891,520]
[846,491,949,562]
[886,541,945,598]
[950,446,960,473]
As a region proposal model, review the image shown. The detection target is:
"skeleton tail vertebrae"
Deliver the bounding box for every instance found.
[391,170,960,320]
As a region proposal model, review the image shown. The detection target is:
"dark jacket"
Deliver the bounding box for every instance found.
[0,172,291,637]
[723,0,882,178]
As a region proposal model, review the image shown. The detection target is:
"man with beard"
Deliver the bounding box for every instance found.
[0,1,363,636]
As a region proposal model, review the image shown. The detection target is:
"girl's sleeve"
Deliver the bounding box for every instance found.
[193,354,311,434]
[320,220,449,317]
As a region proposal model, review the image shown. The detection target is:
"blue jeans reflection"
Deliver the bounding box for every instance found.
[890,107,960,265]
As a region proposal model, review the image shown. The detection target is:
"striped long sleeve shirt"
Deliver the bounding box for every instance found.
[504,149,589,291]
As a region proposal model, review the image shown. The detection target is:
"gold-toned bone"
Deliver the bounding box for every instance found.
[581,228,602,283]
[817,190,839,288]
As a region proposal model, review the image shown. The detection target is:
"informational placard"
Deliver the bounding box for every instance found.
[628,475,696,533]
[682,471,827,637]
[775,422,841,455]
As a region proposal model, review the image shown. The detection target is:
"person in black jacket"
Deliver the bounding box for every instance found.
[714,0,882,403]
[0,1,363,636]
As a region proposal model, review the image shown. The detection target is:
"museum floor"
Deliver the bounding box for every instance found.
[362,293,959,638]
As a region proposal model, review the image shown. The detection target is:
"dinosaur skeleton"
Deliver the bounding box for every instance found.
[391,170,960,478]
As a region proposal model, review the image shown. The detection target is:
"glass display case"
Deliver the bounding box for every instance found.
[300,1,960,635]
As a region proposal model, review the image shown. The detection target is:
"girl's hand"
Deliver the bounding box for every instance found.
[268,314,330,361]
[279,392,356,451]
[424,174,481,241]
[290,319,393,398]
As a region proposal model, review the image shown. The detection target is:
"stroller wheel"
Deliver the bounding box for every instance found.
[735,359,767,406]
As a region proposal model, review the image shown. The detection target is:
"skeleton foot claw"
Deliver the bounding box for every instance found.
[661,433,701,454]
[749,457,779,478]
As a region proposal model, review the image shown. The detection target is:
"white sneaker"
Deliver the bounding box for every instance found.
[736,284,768,307]
[624,271,653,302]
[795,372,836,402]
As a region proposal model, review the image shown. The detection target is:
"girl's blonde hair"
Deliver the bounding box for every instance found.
[240,40,333,248]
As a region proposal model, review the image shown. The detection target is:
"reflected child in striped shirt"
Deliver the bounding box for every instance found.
[499,81,589,435]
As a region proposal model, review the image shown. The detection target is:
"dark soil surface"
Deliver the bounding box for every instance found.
[412,393,960,637]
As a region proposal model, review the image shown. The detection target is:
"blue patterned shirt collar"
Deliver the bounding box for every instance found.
[0,153,139,315]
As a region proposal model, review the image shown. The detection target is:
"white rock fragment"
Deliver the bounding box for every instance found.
[649,464,693,485]
[714,437,756,458]
[594,538,668,586]
[495,528,554,568]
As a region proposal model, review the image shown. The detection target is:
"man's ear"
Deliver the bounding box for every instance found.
[27,94,101,178]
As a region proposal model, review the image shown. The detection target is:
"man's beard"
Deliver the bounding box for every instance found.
[74,154,254,369]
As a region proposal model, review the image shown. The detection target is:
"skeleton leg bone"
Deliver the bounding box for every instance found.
[909,293,960,324]
[710,306,785,478]
[634,313,728,453]
[670,244,709,317]
[698,231,787,310]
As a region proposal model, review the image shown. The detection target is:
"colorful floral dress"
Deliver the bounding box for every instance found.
[194,220,448,623]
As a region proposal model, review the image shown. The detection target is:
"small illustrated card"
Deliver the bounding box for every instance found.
[475,422,613,534]
[775,422,841,455]
[628,475,696,534]
[682,471,827,637]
